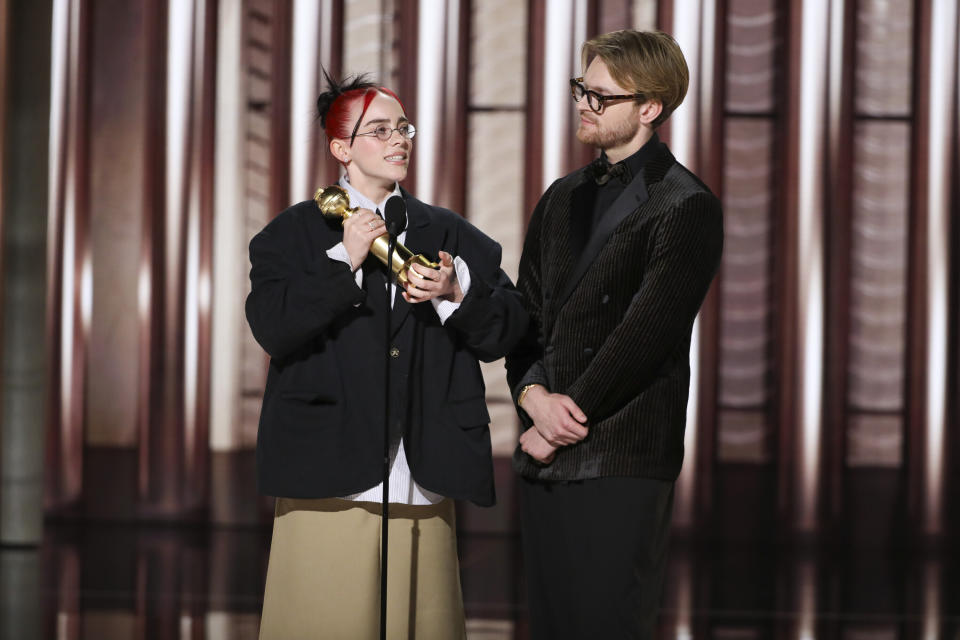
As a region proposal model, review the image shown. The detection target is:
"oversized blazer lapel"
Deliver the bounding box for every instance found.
[555,168,650,306]
[388,192,449,335]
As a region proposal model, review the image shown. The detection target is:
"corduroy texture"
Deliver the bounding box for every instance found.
[507,142,723,482]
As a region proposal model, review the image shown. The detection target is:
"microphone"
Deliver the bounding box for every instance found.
[384,195,407,237]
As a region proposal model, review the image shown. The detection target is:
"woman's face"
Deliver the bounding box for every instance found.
[338,92,412,196]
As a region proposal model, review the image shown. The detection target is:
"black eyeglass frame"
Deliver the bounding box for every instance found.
[569,77,646,113]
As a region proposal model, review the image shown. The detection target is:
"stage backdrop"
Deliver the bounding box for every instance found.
[1,0,958,541]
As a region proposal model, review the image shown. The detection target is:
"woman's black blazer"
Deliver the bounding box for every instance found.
[246,190,527,506]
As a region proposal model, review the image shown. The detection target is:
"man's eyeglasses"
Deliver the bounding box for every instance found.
[352,123,417,144]
[570,78,645,114]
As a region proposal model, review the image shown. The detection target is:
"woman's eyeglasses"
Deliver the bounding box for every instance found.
[352,123,417,144]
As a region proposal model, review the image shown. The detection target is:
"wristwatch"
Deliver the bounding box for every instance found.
[517,383,542,407]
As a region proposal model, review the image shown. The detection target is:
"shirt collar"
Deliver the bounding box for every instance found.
[338,175,403,221]
[599,132,660,180]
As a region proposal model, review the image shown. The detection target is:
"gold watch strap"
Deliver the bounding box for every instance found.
[518,383,541,407]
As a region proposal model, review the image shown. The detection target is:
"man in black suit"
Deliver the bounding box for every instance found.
[506,30,723,639]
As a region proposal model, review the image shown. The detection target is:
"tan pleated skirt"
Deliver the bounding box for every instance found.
[258,497,466,640]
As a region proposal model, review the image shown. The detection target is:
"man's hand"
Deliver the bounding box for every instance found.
[402,250,463,304]
[519,427,558,464]
[521,385,588,446]
[342,208,385,270]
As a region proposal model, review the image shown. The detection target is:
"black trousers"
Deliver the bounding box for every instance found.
[519,475,675,640]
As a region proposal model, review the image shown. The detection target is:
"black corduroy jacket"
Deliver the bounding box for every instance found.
[506,142,723,482]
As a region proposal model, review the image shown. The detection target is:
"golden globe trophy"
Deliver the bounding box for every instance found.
[314,185,439,286]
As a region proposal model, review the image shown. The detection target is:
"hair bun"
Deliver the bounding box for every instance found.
[316,69,377,127]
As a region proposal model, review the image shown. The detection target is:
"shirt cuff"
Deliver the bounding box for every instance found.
[431,256,471,325]
[326,242,363,288]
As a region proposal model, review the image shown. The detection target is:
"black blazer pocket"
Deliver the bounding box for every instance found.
[280,391,339,405]
[446,396,491,429]
[274,392,342,439]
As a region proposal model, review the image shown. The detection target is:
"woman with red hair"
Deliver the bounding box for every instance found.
[246,73,527,638]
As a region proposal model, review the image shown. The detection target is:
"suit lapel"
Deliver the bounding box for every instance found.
[555,170,650,306]
[568,179,598,259]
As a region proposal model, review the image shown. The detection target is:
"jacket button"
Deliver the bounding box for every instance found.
[389,346,400,358]
[584,347,594,356]
[601,294,610,304]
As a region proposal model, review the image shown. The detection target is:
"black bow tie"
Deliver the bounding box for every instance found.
[589,157,631,186]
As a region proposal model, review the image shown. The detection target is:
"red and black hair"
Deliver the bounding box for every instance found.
[317,70,405,146]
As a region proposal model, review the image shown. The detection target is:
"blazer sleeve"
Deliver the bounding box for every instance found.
[442,218,529,363]
[564,191,723,421]
[505,182,555,422]
[244,213,366,361]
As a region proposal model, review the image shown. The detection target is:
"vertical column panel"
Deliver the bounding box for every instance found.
[85,0,146,449]
[778,0,832,534]
[775,0,804,531]
[918,0,957,537]
[718,119,774,463]
[523,0,588,216]
[137,0,168,518]
[209,0,245,455]
[306,0,344,192]
[343,0,392,80]
[717,0,778,474]
[414,1,444,204]
[669,0,709,529]
[542,0,587,191]
[0,0,6,260]
[269,0,291,215]
[692,0,725,528]
[632,0,658,30]
[596,0,632,33]
[845,0,913,479]
[822,0,855,528]
[846,123,909,467]
[468,0,528,457]
[395,1,418,192]
[289,0,325,202]
[45,0,90,513]
[208,0,250,525]
[282,0,344,203]
[523,0,546,218]
[139,0,216,518]
[239,1,277,451]
[415,0,468,212]
[1,0,52,543]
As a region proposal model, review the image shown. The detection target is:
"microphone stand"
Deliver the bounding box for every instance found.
[380,228,398,640]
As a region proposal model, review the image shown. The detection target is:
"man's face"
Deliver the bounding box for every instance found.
[575,57,643,153]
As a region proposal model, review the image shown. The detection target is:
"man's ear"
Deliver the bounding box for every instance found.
[638,100,663,126]
[330,138,350,165]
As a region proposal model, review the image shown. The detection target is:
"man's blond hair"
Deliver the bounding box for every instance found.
[582,30,689,128]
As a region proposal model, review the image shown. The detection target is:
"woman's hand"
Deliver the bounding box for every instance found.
[342,208,385,270]
[402,251,464,304]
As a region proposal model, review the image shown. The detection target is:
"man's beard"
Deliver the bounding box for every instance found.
[576,109,640,150]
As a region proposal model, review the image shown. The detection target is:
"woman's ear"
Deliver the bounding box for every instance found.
[330,138,350,165]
